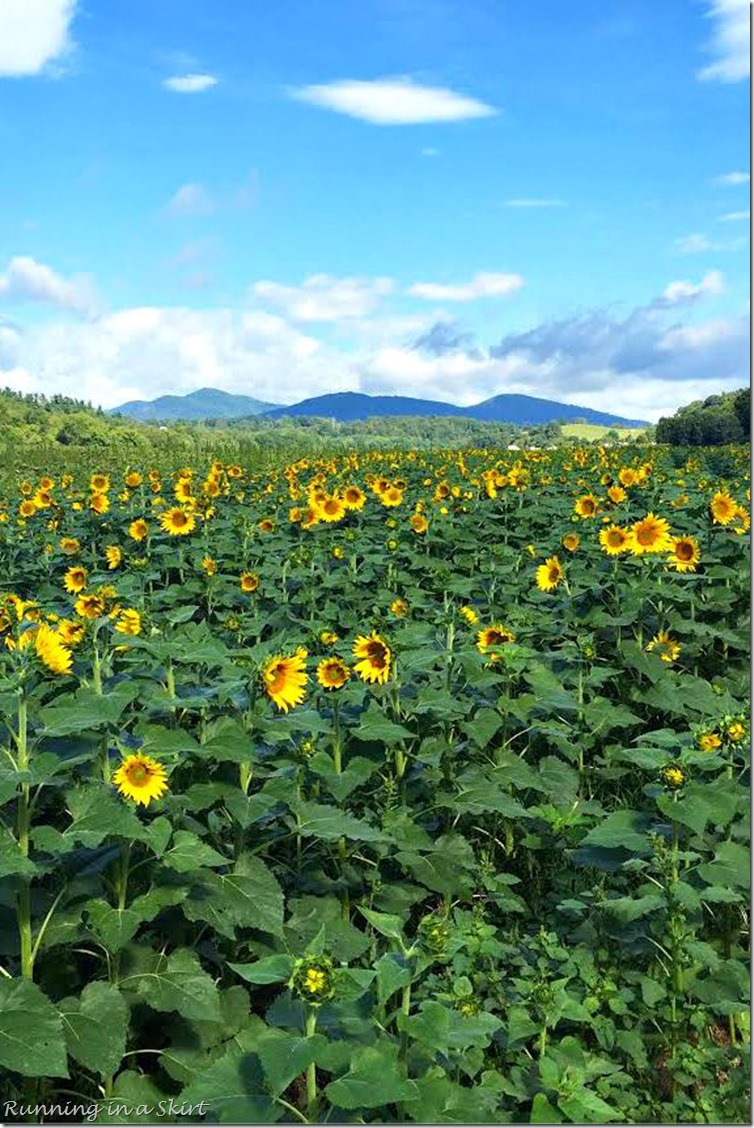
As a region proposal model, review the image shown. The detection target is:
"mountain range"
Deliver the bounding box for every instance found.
[110,387,648,428]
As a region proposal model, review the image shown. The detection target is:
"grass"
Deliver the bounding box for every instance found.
[560,422,647,441]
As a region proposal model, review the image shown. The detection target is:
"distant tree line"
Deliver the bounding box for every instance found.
[655,389,750,446]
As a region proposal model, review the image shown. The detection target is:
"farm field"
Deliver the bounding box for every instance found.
[560,424,648,442]
[0,442,749,1124]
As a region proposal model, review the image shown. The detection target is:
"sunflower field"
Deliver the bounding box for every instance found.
[0,442,749,1124]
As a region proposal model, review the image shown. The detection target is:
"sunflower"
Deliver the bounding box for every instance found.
[240,572,260,592]
[661,765,686,790]
[300,507,320,530]
[618,467,638,488]
[105,545,122,570]
[666,536,701,573]
[342,485,366,511]
[697,731,722,752]
[390,598,409,617]
[646,630,681,664]
[459,605,479,625]
[477,624,516,653]
[129,519,149,542]
[710,491,737,525]
[352,632,392,684]
[124,471,143,488]
[599,525,631,555]
[75,593,105,619]
[174,478,194,503]
[627,513,673,556]
[562,533,580,553]
[574,494,599,519]
[320,629,339,645]
[34,623,73,675]
[258,518,275,533]
[114,609,141,636]
[58,619,85,646]
[409,513,428,534]
[113,754,169,807]
[19,500,37,518]
[201,556,217,576]
[261,650,308,711]
[63,566,88,594]
[160,507,196,536]
[536,555,564,593]
[379,486,404,508]
[316,657,350,689]
[90,492,110,515]
[607,485,627,504]
[317,495,346,523]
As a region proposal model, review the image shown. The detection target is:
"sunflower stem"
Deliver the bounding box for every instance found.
[16,692,33,980]
[305,1007,318,1111]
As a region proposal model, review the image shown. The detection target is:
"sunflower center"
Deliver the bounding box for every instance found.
[636,526,655,545]
[173,512,187,526]
[676,542,693,560]
[126,763,150,785]
[366,641,388,666]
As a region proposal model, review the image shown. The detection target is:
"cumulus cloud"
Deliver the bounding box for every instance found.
[1,271,747,422]
[503,199,566,208]
[717,210,750,222]
[250,274,394,321]
[0,256,98,316]
[163,73,218,93]
[0,0,76,77]
[714,171,750,185]
[407,272,524,302]
[290,77,497,125]
[164,183,215,218]
[697,0,750,83]
[656,270,725,307]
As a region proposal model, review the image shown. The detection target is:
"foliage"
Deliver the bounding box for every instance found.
[0,440,749,1124]
[656,389,750,447]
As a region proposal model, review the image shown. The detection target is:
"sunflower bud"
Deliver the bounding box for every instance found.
[290,957,336,1005]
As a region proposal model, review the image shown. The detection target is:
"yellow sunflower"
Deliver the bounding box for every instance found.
[646,630,681,664]
[666,536,701,573]
[599,525,631,555]
[710,491,737,525]
[59,537,81,555]
[105,546,122,570]
[316,657,350,689]
[477,624,516,653]
[261,651,308,711]
[618,467,638,488]
[459,605,479,625]
[124,471,143,488]
[390,598,409,617]
[58,619,85,646]
[342,485,366,511]
[113,754,169,807]
[697,731,722,752]
[63,566,88,594]
[128,518,149,542]
[379,486,404,508]
[409,513,428,534]
[240,572,260,592]
[34,623,73,675]
[562,533,580,553]
[90,492,110,515]
[19,500,37,518]
[352,632,392,684]
[627,513,674,556]
[536,555,564,593]
[160,507,196,536]
[74,593,105,619]
[114,609,141,636]
[574,494,600,519]
[317,495,347,523]
[607,485,627,504]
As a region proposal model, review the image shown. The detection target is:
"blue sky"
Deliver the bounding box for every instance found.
[0,0,749,420]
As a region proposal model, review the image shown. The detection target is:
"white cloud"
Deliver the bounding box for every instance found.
[657,270,725,306]
[290,77,497,125]
[407,272,524,302]
[250,274,394,321]
[503,198,566,208]
[717,210,750,221]
[697,0,750,83]
[0,0,76,77]
[0,256,98,316]
[163,73,218,93]
[714,170,750,185]
[673,233,714,254]
[164,183,215,218]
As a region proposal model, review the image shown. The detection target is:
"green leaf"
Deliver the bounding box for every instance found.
[39,684,139,736]
[353,703,413,743]
[531,1093,563,1123]
[325,1041,420,1110]
[121,948,221,1023]
[375,952,412,1003]
[697,840,750,891]
[60,981,128,1077]
[184,853,285,938]
[559,1088,620,1123]
[462,707,502,748]
[229,955,295,985]
[399,1000,503,1053]
[577,809,651,853]
[359,906,406,943]
[178,1045,281,1123]
[292,800,384,842]
[87,902,142,952]
[161,830,228,873]
[0,827,37,878]
[0,979,68,1077]
[94,1070,172,1123]
[256,1028,328,1096]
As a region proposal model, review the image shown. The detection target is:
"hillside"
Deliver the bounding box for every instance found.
[655,388,749,446]
[110,387,278,421]
[113,387,648,428]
